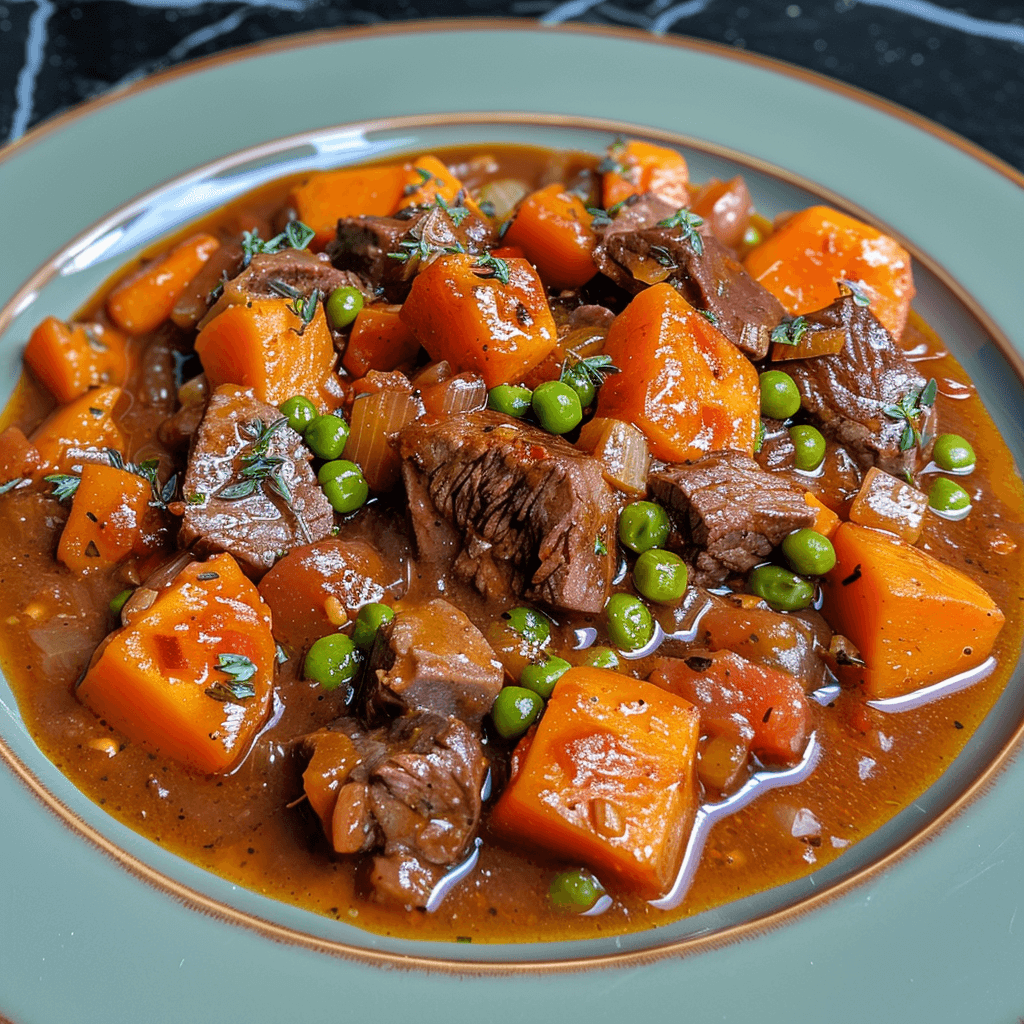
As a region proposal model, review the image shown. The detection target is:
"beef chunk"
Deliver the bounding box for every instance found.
[399,410,616,614]
[179,387,334,575]
[781,295,936,475]
[329,204,494,302]
[363,598,503,727]
[304,713,486,907]
[595,220,784,359]
[649,451,814,584]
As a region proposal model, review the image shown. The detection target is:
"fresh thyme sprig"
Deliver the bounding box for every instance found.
[204,653,257,703]
[240,220,315,268]
[434,194,471,227]
[656,207,705,255]
[218,418,292,503]
[771,315,809,347]
[44,474,80,502]
[560,354,620,390]
[472,253,511,286]
[267,278,320,332]
[838,279,871,307]
[884,378,938,452]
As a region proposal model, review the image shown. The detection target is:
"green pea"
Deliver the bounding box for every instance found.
[781,528,836,576]
[305,414,350,461]
[929,477,971,514]
[505,606,551,647]
[549,869,604,911]
[491,686,544,740]
[583,646,620,670]
[487,383,533,418]
[932,433,976,473]
[304,633,362,691]
[561,365,596,409]
[520,656,571,700]
[531,380,583,435]
[759,370,801,420]
[742,225,762,249]
[325,285,364,330]
[633,549,688,604]
[618,500,671,554]
[318,459,369,513]
[279,395,317,435]
[748,564,814,612]
[605,593,655,651]
[351,602,394,649]
[789,424,826,471]
[109,588,133,617]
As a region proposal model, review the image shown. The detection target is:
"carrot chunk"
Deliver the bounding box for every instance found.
[821,522,1005,698]
[78,553,275,773]
[0,426,42,484]
[804,492,841,539]
[399,253,558,388]
[57,463,151,574]
[848,466,927,543]
[195,297,336,410]
[489,667,700,899]
[400,154,465,209]
[24,317,127,404]
[595,283,759,462]
[342,305,421,377]
[743,206,915,339]
[602,139,690,210]
[648,652,812,765]
[289,164,409,250]
[31,385,124,475]
[502,184,598,290]
[107,233,220,334]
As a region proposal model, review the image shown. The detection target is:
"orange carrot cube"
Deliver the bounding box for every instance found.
[399,253,557,388]
[804,492,841,538]
[31,385,124,475]
[342,305,421,377]
[78,553,276,773]
[489,667,700,899]
[24,318,127,404]
[107,233,220,334]
[596,283,759,462]
[57,463,151,574]
[602,139,690,210]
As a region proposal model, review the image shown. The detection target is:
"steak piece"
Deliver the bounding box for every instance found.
[782,295,936,476]
[329,203,494,302]
[303,713,487,907]
[649,451,814,584]
[362,598,503,727]
[595,218,784,359]
[399,410,616,614]
[179,386,334,575]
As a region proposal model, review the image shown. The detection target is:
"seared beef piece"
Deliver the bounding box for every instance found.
[399,410,616,615]
[329,204,494,302]
[649,451,814,585]
[158,401,205,450]
[551,300,616,343]
[601,192,678,237]
[595,222,784,359]
[782,295,936,476]
[179,387,334,576]
[304,713,487,907]
[363,598,503,727]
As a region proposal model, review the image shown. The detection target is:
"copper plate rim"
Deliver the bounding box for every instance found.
[0,32,1021,976]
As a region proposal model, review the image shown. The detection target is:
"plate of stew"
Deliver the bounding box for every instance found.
[1,22,1024,1024]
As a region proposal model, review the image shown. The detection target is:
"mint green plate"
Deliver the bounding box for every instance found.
[2,23,1024,1024]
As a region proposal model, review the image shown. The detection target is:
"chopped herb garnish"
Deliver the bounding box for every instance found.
[204,653,257,703]
[403,167,436,196]
[45,474,81,502]
[186,492,206,505]
[472,253,511,286]
[434,194,471,227]
[697,308,719,325]
[103,449,175,509]
[883,379,938,452]
[586,206,613,228]
[754,420,766,453]
[656,207,705,255]
[560,354,620,390]
[217,417,292,504]
[240,221,315,268]
[388,238,431,264]
[196,572,219,581]
[594,536,608,555]
[649,244,677,269]
[0,477,25,495]
[267,278,320,331]
[478,199,497,218]
[838,279,871,306]
[771,315,808,347]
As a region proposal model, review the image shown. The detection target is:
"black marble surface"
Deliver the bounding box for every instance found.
[1,0,1022,172]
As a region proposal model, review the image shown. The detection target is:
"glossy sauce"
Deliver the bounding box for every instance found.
[0,145,1022,944]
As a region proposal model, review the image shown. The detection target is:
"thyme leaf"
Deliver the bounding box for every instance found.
[771,315,808,347]
[838,279,871,307]
[204,653,257,702]
[883,379,938,452]
[240,220,314,267]
[560,354,620,389]
[217,418,292,504]
[45,474,81,502]
[434,194,471,227]
[0,477,25,495]
[472,253,511,286]
[656,207,705,255]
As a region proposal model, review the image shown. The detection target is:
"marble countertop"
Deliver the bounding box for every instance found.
[1,0,1022,172]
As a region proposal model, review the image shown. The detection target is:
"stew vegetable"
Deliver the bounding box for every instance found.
[1,140,1021,944]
